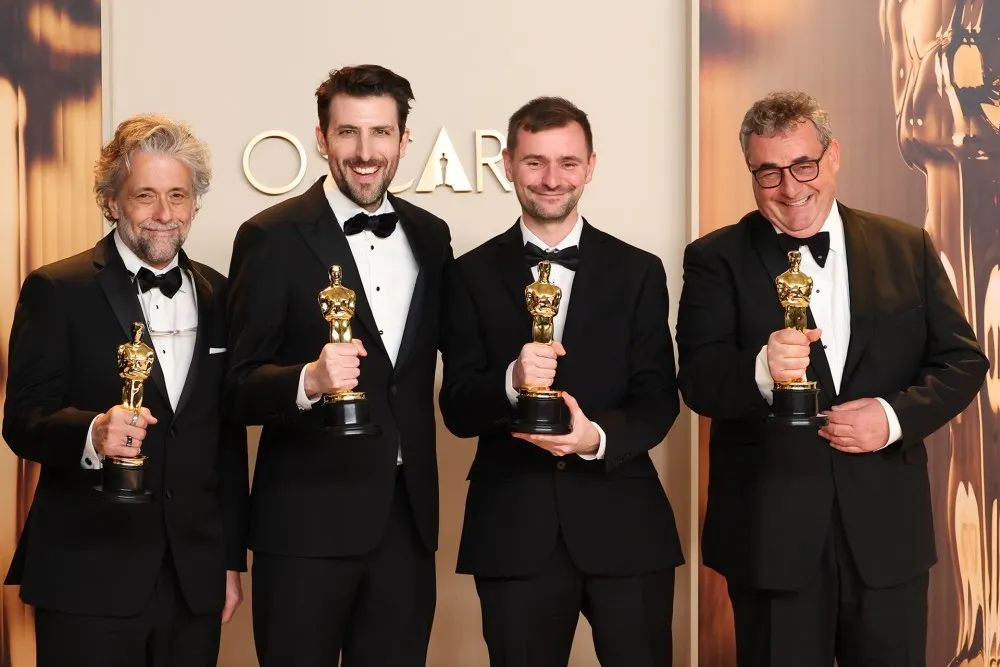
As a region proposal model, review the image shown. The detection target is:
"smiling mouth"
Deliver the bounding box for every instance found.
[781,195,812,207]
[350,164,381,176]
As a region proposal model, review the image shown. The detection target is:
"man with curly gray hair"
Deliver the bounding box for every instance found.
[677,91,987,665]
[4,113,249,667]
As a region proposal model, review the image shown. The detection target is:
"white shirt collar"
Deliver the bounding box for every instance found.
[519,214,585,251]
[113,230,187,293]
[322,172,396,229]
[771,200,845,255]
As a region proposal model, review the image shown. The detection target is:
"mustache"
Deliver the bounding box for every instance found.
[345,158,388,169]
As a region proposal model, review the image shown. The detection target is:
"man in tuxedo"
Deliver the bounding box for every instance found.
[440,97,683,667]
[227,65,452,666]
[3,114,249,667]
[676,91,988,666]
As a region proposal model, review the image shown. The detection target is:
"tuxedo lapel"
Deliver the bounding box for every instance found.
[840,204,876,384]
[496,221,536,319]
[560,221,609,354]
[393,199,428,373]
[172,253,210,417]
[92,233,172,412]
[748,214,836,403]
[293,178,388,359]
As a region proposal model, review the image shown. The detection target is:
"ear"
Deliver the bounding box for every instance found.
[399,127,411,159]
[585,151,597,184]
[502,148,514,182]
[107,196,121,222]
[826,138,841,176]
[315,126,329,157]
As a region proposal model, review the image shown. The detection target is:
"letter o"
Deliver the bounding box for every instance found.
[243,131,308,195]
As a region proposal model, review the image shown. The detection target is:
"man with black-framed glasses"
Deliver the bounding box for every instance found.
[676,91,987,666]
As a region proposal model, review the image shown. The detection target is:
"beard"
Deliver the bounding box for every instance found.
[116,216,188,268]
[518,187,581,224]
[331,156,399,209]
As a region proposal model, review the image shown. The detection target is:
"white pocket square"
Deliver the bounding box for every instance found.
[209,347,227,355]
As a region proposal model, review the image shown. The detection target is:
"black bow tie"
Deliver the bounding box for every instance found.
[778,231,830,268]
[135,266,182,298]
[524,242,581,271]
[343,212,399,238]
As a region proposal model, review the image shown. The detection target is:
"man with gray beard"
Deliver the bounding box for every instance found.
[3,114,249,667]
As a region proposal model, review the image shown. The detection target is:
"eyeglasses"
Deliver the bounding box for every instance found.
[749,145,828,189]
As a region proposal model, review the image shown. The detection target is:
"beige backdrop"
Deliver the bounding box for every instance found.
[103,0,695,665]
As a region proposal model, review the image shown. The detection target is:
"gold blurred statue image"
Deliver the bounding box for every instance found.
[511,261,571,434]
[317,265,379,436]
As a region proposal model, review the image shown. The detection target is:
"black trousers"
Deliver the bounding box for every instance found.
[252,468,436,667]
[727,506,928,667]
[474,534,674,667]
[34,553,221,667]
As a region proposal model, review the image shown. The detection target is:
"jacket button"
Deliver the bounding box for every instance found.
[555,460,567,471]
[168,427,177,437]
[390,384,398,396]
[164,489,174,500]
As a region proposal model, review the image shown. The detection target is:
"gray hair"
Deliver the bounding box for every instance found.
[739,91,833,159]
[94,114,211,222]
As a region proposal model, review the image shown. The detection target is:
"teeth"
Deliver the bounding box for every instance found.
[353,166,377,175]
[785,196,810,206]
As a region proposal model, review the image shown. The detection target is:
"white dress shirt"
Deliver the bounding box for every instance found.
[296,174,419,464]
[82,232,198,469]
[503,215,608,460]
[754,202,902,447]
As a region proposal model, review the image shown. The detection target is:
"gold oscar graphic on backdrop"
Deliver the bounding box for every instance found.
[769,250,827,427]
[318,265,380,436]
[510,261,571,435]
[99,322,154,503]
[882,1,998,663]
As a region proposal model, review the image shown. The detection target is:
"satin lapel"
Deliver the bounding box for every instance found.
[93,233,171,411]
[393,208,428,373]
[496,222,536,328]
[172,254,210,417]
[293,184,388,359]
[559,221,608,354]
[841,205,876,384]
[748,214,836,403]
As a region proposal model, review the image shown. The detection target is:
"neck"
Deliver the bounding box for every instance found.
[522,210,579,248]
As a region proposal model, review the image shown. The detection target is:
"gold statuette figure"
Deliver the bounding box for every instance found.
[317,265,379,436]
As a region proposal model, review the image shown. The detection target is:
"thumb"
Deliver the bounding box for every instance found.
[831,398,868,411]
[805,328,823,343]
[353,338,368,356]
[560,391,581,414]
[142,408,159,424]
[552,341,567,356]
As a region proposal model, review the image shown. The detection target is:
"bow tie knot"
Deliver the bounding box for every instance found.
[343,212,399,238]
[135,266,182,298]
[778,231,830,267]
[524,242,581,271]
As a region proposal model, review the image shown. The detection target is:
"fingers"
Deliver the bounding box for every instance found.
[805,328,822,343]
[352,338,368,357]
[551,341,567,356]
[830,398,870,411]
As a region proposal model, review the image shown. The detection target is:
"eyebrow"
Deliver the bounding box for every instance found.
[754,155,815,169]
[520,154,582,163]
[336,124,395,132]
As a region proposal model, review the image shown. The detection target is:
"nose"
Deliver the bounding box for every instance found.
[777,170,800,196]
[151,194,170,221]
[356,134,373,162]
[542,164,559,189]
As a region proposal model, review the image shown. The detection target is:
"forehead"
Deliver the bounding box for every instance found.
[327,94,398,127]
[121,151,192,190]
[512,122,590,159]
[746,120,823,165]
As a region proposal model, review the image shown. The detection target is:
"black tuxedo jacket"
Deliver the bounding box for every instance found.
[3,232,249,617]
[226,177,451,557]
[440,221,683,578]
[676,204,988,591]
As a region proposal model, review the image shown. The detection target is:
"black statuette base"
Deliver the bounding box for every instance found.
[768,386,828,427]
[96,459,153,504]
[324,397,381,437]
[510,393,571,435]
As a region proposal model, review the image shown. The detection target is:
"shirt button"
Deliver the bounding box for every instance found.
[555,461,567,471]
[376,286,381,291]
[84,458,92,466]
[379,329,384,335]
[370,245,374,250]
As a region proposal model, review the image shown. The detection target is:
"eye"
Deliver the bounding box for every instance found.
[374,128,391,136]
[134,192,155,204]
[339,128,356,136]
[168,192,190,204]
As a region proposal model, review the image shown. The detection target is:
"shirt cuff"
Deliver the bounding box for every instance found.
[755,345,775,405]
[504,360,519,407]
[873,397,902,451]
[577,422,607,460]
[82,415,103,469]
[296,366,323,411]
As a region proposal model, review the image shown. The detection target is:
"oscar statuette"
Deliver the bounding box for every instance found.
[769,250,828,427]
[510,261,571,435]
[98,321,155,503]
[318,265,380,436]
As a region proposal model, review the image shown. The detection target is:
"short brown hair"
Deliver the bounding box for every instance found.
[739,91,833,159]
[94,114,211,223]
[315,65,414,135]
[506,97,593,155]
